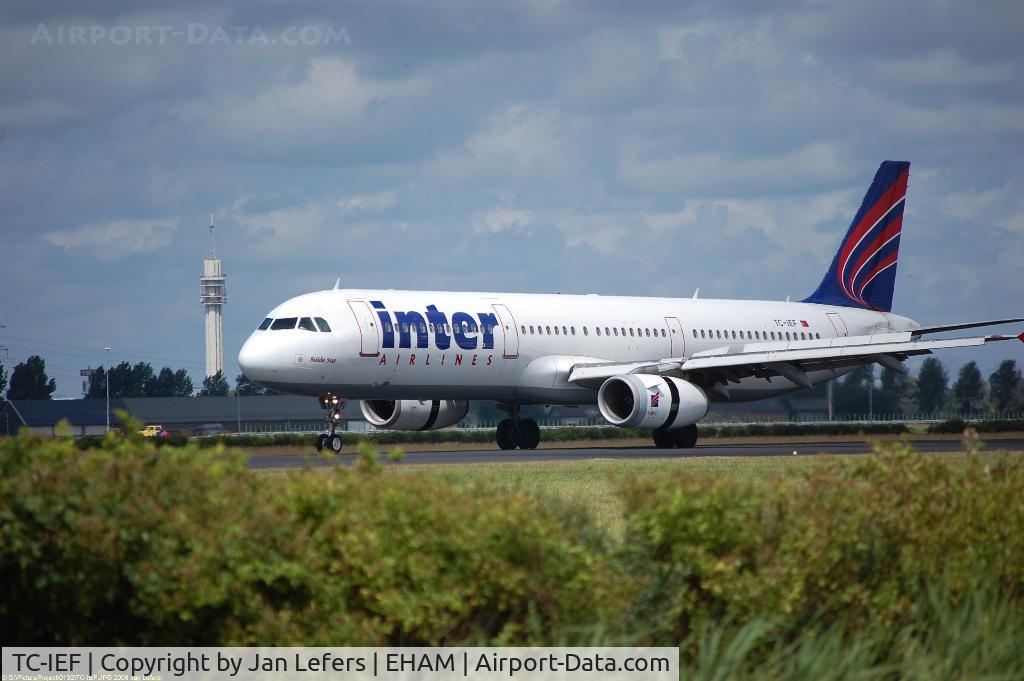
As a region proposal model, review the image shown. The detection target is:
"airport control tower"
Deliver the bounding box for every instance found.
[200,214,226,378]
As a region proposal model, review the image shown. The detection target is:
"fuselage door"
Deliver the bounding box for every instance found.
[826,312,849,337]
[492,304,520,359]
[346,300,380,357]
[665,316,685,356]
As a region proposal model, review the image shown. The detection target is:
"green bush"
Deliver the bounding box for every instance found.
[929,418,1024,434]
[1,425,627,644]
[4,418,1023,664]
[618,442,1024,645]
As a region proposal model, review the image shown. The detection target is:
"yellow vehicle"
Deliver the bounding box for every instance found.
[139,425,165,437]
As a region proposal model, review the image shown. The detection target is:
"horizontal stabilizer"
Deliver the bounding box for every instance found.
[913,318,1024,336]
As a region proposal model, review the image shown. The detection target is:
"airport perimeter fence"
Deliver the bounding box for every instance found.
[466,410,1024,431]
[216,411,1024,437]
[96,415,1023,450]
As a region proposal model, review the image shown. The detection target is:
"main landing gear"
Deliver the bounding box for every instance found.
[653,424,698,449]
[495,403,540,450]
[315,393,344,453]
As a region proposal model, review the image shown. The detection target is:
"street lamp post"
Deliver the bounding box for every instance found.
[104,347,111,433]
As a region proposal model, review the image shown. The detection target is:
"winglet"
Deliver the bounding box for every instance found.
[333,278,341,290]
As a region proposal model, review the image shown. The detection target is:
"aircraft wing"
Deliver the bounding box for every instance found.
[567,329,1024,393]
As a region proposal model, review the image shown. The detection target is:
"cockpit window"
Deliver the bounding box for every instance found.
[315,317,331,332]
[298,317,317,332]
[271,317,298,330]
[257,318,273,330]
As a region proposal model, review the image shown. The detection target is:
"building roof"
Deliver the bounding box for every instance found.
[2,396,360,429]
[122,395,339,424]
[3,398,128,427]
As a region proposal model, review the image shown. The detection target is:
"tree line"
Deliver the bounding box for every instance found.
[2,356,272,400]
[827,357,1024,417]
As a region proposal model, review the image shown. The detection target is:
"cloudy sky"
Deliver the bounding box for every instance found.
[1,1,1022,398]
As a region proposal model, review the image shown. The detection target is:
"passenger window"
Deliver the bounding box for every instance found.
[258,318,273,330]
[420,323,427,333]
[613,328,618,336]
[521,325,526,334]
[298,317,317,332]
[596,327,602,336]
[562,326,567,335]
[785,332,791,340]
[529,325,534,334]
[628,328,634,337]
[661,329,666,337]
[571,326,575,335]
[271,317,297,330]
[605,327,610,335]
[554,326,560,335]
[621,327,626,336]
[314,317,331,332]
[583,327,588,336]
[816,332,821,339]
[546,326,551,335]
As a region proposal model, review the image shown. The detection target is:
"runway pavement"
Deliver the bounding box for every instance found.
[247,437,1024,470]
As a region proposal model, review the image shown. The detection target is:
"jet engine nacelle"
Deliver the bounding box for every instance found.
[361,399,469,431]
[597,374,709,429]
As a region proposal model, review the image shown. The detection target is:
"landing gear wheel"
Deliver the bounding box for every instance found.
[315,434,328,452]
[673,424,698,449]
[653,429,673,449]
[517,418,540,450]
[496,419,517,450]
[329,434,343,453]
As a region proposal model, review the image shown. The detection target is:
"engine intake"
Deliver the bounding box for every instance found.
[361,399,469,431]
[598,375,708,429]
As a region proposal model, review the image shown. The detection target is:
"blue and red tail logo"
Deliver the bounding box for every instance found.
[803,161,910,312]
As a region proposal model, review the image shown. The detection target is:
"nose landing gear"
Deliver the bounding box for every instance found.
[495,403,540,450]
[316,393,345,453]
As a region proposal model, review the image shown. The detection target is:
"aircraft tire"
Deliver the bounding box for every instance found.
[329,434,343,453]
[496,419,517,450]
[653,429,673,448]
[517,418,540,450]
[673,424,698,449]
[315,434,328,452]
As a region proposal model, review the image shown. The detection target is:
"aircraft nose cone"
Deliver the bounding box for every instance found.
[238,334,267,380]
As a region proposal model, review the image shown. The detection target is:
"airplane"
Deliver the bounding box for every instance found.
[238,161,1023,452]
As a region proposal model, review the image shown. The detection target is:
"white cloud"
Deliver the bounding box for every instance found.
[231,190,400,255]
[176,57,426,143]
[338,191,397,214]
[42,219,178,259]
[618,142,846,196]
[426,103,578,182]
[472,207,532,233]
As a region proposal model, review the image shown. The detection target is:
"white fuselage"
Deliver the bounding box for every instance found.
[238,289,920,405]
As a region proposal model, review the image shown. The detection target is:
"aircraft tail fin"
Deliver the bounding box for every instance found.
[803,160,910,312]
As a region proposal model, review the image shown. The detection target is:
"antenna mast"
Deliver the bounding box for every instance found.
[208,212,217,258]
